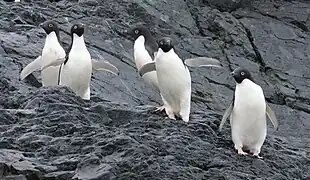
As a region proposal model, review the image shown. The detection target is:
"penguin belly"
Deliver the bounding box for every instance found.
[40,36,66,86]
[134,45,160,92]
[230,80,267,151]
[142,71,160,92]
[60,51,92,100]
[156,51,191,117]
[41,65,61,86]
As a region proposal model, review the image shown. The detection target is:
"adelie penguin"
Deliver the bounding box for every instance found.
[139,37,222,122]
[219,67,278,158]
[20,20,66,86]
[126,25,166,112]
[58,23,119,100]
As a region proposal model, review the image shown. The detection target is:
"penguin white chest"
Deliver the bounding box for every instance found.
[231,79,267,149]
[134,36,160,92]
[41,32,66,86]
[60,35,92,100]
[155,49,191,114]
[41,32,65,68]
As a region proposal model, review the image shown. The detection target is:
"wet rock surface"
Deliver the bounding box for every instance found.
[0,0,309,179]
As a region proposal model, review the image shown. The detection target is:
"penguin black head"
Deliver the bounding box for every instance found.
[231,67,254,84]
[127,25,152,41]
[40,20,59,35]
[157,37,174,53]
[71,23,85,37]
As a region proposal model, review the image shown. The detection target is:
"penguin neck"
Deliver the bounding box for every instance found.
[158,48,175,56]
[65,34,86,64]
[45,31,60,45]
[236,79,257,90]
[72,34,86,50]
[134,35,145,50]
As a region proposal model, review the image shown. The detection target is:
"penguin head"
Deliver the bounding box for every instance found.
[71,23,85,37]
[127,25,152,41]
[231,67,254,83]
[157,37,174,53]
[40,20,59,35]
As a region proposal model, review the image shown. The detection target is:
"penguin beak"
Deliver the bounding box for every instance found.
[39,23,43,27]
[230,72,235,76]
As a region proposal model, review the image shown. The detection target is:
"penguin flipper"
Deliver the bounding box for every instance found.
[20,56,42,80]
[184,57,223,68]
[41,57,66,71]
[138,62,156,77]
[92,59,119,76]
[266,102,279,131]
[219,101,234,132]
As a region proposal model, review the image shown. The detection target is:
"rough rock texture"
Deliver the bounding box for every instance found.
[0,0,309,179]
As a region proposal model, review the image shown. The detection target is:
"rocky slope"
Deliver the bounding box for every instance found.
[0,0,309,179]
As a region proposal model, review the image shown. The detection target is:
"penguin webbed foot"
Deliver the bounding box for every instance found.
[154,105,165,112]
[253,154,263,159]
[237,149,249,156]
[167,115,176,120]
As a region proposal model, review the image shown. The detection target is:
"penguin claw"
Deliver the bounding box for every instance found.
[168,116,176,120]
[237,150,248,156]
[253,154,263,159]
[155,106,165,112]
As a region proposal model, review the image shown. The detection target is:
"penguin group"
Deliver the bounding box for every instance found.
[19,20,279,158]
[20,20,119,100]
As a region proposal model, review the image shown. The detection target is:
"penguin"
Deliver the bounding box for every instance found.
[126,25,167,111]
[59,23,119,100]
[138,37,223,122]
[20,20,66,86]
[219,67,278,158]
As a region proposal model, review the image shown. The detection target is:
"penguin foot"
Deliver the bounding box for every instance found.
[253,154,263,159]
[168,116,176,120]
[155,105,165,112]
[164,117,176,120]
[181,117,189,123]
[237,149,248,156]
[167,114,176,120]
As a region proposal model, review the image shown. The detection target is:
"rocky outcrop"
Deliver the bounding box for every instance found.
[0,0,309,179]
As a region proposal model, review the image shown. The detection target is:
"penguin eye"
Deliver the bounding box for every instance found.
[134,30,139,34]
[74,26,77,29]
[241,72,245,76]
[160,41,164,45]
[49,24,53,27]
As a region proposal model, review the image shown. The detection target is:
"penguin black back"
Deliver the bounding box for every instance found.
[128,25,158,59]
[231,67,254,84]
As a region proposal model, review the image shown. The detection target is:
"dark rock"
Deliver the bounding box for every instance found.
[78,0,98,6]
[44,171,75,180]
[3,175,27,180]
[0,0,309,180]
[72,163,114,180]
[203,0,252,12]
